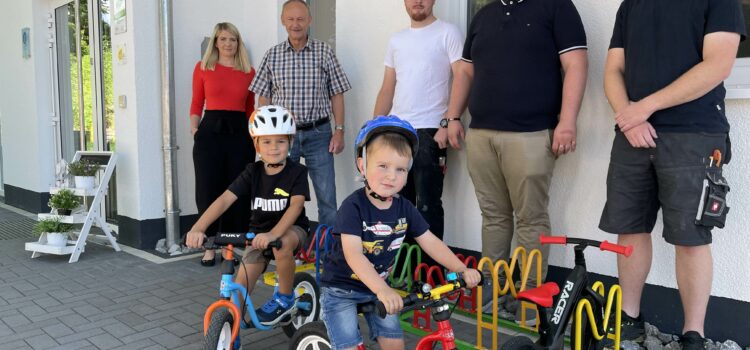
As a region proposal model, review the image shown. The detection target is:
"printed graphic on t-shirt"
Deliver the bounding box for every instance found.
[227,160,311,233]
[363,221,401,236]
[252,197,288,212]
[321,189,429,293]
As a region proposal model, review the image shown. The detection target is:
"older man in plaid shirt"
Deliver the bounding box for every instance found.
[250,0,351,228]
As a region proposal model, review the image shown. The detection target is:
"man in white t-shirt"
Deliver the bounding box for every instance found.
[373,0,464,245]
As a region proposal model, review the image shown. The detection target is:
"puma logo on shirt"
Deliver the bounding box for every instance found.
[252,198,288,212]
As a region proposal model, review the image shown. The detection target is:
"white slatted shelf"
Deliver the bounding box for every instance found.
[26,151,120,263]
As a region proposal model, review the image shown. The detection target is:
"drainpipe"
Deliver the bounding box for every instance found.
[159,0,180,249]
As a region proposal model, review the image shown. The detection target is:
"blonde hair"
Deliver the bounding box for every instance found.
[200,22,251,73]
[366,133,413,159]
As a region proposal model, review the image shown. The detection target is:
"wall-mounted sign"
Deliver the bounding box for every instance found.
[21,28,31,59]
[113,0,127,34]
[116,43,127,65]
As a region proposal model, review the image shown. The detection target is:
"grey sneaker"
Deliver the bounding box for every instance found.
[480,278,504,313]
[480,279,516,319]
[515,304,538,326]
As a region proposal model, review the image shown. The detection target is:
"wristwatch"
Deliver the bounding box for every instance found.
[335,124,345,131]
[439,118,461,128]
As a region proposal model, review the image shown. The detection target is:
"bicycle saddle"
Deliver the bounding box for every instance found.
[516,282,560,308]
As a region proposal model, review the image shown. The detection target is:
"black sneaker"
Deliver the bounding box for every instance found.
[680,331,707,350]
[597,311,645,349]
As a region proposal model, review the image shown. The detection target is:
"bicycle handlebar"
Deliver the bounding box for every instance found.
[540,234,632,257]
[374,272,481,318]
[599,240,633,257]
[209,232,282,250]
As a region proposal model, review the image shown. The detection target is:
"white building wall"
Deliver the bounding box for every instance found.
[336,0,750,303]
[111,0,165,220]
[171,0,283,216]
[114,0,283,221]
[0,0,55,195]
[1,0,747,302]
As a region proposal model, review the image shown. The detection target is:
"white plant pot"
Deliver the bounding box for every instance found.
[46,232,68,247]
[74,176,96,190]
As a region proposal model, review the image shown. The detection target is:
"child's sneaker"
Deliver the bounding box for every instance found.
[680,331,707,350]
[256,292,294,325]
[596,311,645,349]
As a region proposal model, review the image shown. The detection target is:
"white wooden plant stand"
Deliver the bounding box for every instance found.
[25,151,121,263]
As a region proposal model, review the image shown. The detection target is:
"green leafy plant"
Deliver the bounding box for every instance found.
[32,217,74,237]
[68,159,98,176]
[48,189,81,211]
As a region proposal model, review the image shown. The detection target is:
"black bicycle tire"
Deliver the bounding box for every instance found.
[203,308,235,350]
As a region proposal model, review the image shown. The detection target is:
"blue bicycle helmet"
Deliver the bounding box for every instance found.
[355,115,419,170]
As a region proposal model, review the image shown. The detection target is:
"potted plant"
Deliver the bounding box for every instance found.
[68,159,98,189]
[48,189,81,216]
[32,217,74,247]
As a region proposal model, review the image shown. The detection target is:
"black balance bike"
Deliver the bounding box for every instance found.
[500,235,632,350]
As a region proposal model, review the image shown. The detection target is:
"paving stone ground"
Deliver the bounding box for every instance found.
[0,205,511,349]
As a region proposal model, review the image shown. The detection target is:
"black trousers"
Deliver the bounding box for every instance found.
[193,110,255,237]
[399,128,447,270]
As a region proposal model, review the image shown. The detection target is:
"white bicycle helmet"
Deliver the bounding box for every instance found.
[249,105,296,137]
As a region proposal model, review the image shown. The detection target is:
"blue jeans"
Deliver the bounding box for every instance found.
[400,128,446,239]
[289,124,337,227]
[320,287,403,349]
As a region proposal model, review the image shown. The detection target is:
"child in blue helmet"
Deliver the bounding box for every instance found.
[320,115,482,350]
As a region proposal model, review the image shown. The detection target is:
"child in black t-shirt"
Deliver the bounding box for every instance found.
[320,115,482,350]
[186,105,310,326]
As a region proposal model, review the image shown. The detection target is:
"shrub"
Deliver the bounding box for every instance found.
[68,159,98,176]
[32,217,75,236]
[48,189,81,210]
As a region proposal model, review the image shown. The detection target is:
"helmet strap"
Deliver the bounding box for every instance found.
[364,180,392,202]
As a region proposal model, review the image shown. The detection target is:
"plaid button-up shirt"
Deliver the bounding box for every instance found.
[249,38,351,124]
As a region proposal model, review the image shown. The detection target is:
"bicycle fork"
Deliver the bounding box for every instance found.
[416,303,458,350]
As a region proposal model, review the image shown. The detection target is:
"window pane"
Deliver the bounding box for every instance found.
[468,0,495,24]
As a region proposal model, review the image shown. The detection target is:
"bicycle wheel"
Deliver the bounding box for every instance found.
[570,295,603,350]
[288,321,331,350]
[500,335,538,350]
[283,272,321,338]
[203,308,236,350]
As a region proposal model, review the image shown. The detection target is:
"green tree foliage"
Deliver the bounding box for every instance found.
[67,0,114,151]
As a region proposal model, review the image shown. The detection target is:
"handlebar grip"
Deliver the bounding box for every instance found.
[268,240,282,250]
[600,240,633,257]
[457,272,484,288]
[375,301,387,319]
[540,235,567,245]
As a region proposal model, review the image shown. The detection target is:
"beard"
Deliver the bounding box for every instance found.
[408,8,430,22]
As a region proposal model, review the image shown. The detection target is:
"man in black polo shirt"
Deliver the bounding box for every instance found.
[445,0,588,324]
[599,0,744,348]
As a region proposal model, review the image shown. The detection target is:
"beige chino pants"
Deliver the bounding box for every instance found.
[466,128,555,288]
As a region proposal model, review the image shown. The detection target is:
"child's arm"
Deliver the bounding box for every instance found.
[185,190,238,248]
[251,194,305,250]
[341,234,404,314]
[415,230,482,287]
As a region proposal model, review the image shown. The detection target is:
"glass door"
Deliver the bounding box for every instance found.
[53,0,117,223]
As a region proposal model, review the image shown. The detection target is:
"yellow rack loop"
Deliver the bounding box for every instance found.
[476,247,543,350]
[574,283,622,350]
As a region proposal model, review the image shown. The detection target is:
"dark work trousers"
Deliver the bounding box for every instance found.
[399,128,446,269]
[192,110,255,238]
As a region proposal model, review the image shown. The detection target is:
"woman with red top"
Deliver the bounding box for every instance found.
[190,22,256,266]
